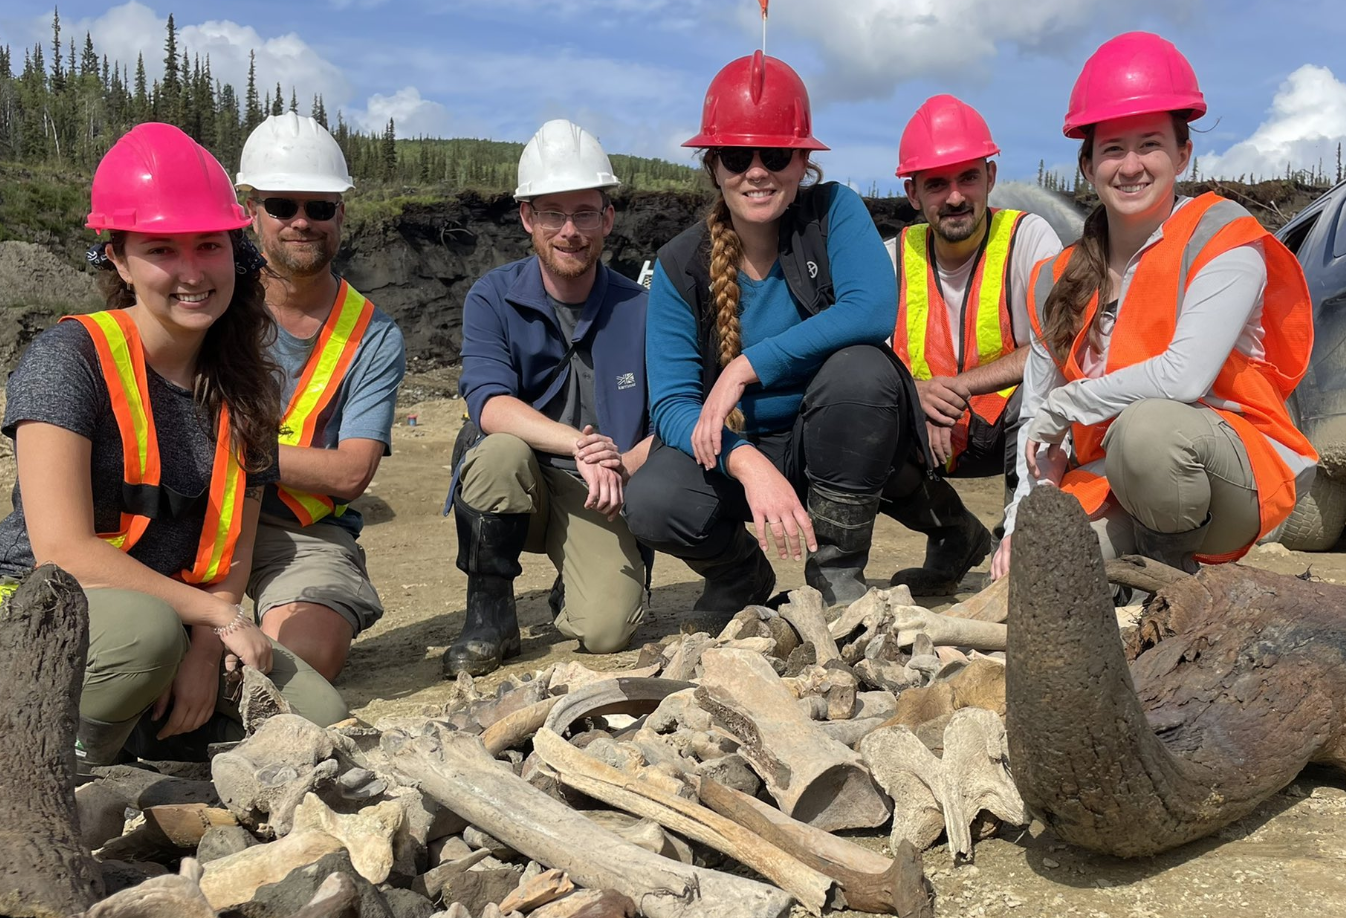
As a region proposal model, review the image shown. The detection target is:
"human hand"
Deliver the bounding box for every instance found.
[1025,439,1068,486]
[927,420,954,466]
[692,356,755,469]
[217,606,273,674]
[991,537,1011,581]
[731,448,817,561]
[152,627,221,738]
[915,376,970,425]
[573,425,622,470]
[576,453,624,520]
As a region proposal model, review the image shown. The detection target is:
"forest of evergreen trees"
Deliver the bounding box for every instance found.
[0,10,700,193]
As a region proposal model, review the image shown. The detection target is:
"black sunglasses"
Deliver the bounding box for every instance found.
[257,197,340,222]
[715,147,796,174]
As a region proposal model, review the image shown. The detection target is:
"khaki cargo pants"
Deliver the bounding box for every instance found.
[1087,399,1262,558]
[458,433,645,654]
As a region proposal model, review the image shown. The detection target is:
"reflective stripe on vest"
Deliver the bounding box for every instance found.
[1025,192,1316,562]
[275,280,375,526]
[61,311,246,584]
[894,208,1024,468]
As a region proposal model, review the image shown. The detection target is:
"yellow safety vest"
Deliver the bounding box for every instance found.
[62,310,245,585]
[893,208,1025,467]
[275,280,376,525]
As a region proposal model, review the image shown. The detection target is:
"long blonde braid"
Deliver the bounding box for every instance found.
[706,195,746,432]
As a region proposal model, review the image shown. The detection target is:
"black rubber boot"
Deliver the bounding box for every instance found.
[885,474,993,595]
[683,527,777,634]
[804,484,881,607]
[76,715,140,775]
[1131,515,1210,575]
[443,496,529,678]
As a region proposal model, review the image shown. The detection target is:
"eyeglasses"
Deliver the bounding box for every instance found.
[715,147,796,175]
[528,206,606,232]
[256,197,340,222]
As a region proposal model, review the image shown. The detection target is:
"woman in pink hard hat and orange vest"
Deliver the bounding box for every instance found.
[992,32,1317,579]
[0,123,347,769]
[625,52,928,618]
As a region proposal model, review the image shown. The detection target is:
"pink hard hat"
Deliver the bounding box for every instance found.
[896,95,1000,177]
[683,51,829,150]
[87,123,252,234]
[1063,32,1206,139]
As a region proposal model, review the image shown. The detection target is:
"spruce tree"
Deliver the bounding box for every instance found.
[244,51,262,131]
[160,13,179,121]
[49,8,63,94]
[271,81,283,116]
[381,117,397,181]
[133,53,148,120]
[312,93,327,128]
[81,32,96,78]
[289,87,298,113]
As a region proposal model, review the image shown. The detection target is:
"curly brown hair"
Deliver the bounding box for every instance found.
[97,230,281,473]
[699,149,824,432]
[1039,114,1191,363]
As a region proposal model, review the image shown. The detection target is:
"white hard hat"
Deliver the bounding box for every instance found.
[236,112,354,193]
[514,119,621,201]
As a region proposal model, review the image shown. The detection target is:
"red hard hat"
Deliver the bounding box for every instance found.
[1063,32,1206,139]
[683,51,829,150]
[87,123,252,235]
[896,95,1000,177]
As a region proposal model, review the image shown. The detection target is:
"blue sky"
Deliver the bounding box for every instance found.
[4,0,1345,194]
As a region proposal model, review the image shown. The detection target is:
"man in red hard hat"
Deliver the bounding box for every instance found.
[884,94,1063,595]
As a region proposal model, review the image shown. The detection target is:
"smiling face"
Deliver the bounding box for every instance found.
[520,189,614,282]
[712,148,807,231]
[1083,112,1192,227]
[905,158,997,244]
[109,231,237,338]
[247,191,344,278]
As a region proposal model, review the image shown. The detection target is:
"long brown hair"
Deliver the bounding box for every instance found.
[1039,114,1192,363]
[700,149,824,431]
[98,230,281,473]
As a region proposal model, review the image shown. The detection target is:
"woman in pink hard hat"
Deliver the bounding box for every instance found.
[0,122,347,769]
[625,52,928,618]
[992,32,1316,580]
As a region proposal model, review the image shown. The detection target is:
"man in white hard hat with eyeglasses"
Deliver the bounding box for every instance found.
[445,119,651,677]
[236,112,406,683]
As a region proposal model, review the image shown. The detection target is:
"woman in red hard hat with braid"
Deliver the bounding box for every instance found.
[992,32,1317,579]
[0,122,347,768]
[625,52,927,617]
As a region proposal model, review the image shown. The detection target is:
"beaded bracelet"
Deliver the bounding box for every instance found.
[212,605,252,638]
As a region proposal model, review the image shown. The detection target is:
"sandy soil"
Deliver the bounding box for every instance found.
[4,370,1345,917]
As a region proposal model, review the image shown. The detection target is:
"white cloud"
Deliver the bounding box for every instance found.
[351,86,452,136]
[1197,64,1346,181]
[763,0,1199,103]
[40,2,354,117]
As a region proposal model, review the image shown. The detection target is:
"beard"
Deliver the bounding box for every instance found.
[534,231,604,281]
[263,235,339,277]
[933,207,984,243]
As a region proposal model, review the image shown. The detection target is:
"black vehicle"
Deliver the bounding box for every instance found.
[1275,179,1346,550]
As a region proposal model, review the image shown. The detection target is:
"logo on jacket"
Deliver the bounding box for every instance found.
[807,260,818,278]
[616,372,637,390]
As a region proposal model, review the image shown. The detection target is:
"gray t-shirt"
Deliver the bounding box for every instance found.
[0,320,278,577]
[539,295,597,472]
[259,290,405,536]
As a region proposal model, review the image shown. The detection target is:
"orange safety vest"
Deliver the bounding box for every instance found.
[1025,192,1316,562]
[62,310,246,584]
[275,280,376,525]
[894,208,1025,468]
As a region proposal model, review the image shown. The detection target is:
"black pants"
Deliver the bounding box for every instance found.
[946,385,1022,502]
[626,345,920,561]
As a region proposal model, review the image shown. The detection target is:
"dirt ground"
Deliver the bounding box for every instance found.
[4,369,1345,917]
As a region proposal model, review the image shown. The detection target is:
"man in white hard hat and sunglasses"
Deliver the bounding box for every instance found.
[446,119,651,677]
[237,112,406,683]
